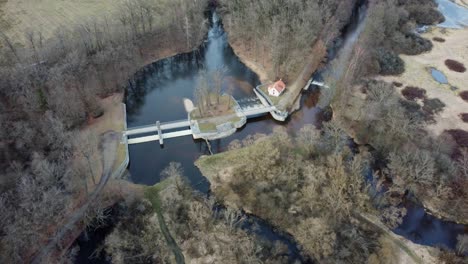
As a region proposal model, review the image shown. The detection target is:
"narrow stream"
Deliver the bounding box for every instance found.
[76,2,467,262]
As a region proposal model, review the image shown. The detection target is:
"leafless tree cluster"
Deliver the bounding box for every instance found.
[105,163,287,263]
[203,123,382,262]
[354,0,441,77]
[193,68,230,117]
[341,80,468,224]
[0,1,209,262]
[219,0,356,80]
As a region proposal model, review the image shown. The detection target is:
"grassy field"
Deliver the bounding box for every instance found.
[379,27,468,136]
[1,0,124,46]
[258,83,282,105]
[198,122,217,132]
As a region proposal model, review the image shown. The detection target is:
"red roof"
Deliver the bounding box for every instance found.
[268,80,286,93]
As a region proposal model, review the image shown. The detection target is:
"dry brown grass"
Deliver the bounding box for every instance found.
[190,94,236,119]
[379,27,468,136]
[1,0,123,46]
[83,93,126,183]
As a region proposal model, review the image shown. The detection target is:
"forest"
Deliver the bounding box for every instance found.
[0,0,208,262]
[0,0,467,263]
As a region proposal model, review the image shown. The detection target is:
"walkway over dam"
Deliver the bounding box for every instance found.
[123,99,278,145]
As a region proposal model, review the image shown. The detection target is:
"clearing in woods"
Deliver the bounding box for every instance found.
[379,27,468,136]
[1,0,123,46]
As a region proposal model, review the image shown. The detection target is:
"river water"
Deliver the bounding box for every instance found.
[76,3,467,263]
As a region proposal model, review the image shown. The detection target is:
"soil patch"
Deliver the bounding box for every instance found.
[432,37,445,42]
[401,86,427,101]
[460,113,468,123]
[445,59,466,73]
[460,91,468,102]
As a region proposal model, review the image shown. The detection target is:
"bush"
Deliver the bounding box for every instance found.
[401,86,426,101]
[460,113,468,123]
[445,59,466,73]
[423,98,445,116]
[397,33,433,55]
[445,129,468,158]
[407,5,445,25]
[399,99,421,113]
[377,49,405,75]
[460,91,468,102]
[432,37,445,43]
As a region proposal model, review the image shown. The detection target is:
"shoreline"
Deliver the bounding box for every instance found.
[195,151,440,264]
[228,40,271,84]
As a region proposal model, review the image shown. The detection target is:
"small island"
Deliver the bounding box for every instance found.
[189,93,246,140]
[186,70,289,140]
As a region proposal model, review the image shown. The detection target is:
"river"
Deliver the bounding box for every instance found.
[75,2,467,263]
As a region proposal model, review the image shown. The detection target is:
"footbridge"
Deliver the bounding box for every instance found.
[124,119,192,145]
[304,75,329,90]
[238,102,276,118]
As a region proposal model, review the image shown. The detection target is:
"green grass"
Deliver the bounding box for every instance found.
[259,84,282,105]
[195,142,258,175]
[144,180,171,211]
[144,180,185,264]
[228,115,241,123]
[198,122,217,133]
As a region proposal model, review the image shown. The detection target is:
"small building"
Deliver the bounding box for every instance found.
[268,79,286,97]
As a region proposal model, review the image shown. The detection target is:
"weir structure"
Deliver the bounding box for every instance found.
[123,98,281,145]
[122,75,331,146]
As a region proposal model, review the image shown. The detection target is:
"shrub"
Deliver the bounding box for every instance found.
[377,49,405,75]
[460,91,468,102]
[392,82,403,87]
[422,98,445,122]
[401,86,426,101]
[395,33,433,55]
[460,113,468,123]
[445,129,468,158]
[399,99,421,113]
[432,37,445,43]
[445,59,466,73]
[407,5,445,25]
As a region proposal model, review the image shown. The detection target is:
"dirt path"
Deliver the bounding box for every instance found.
[354,213,439,264]
[145,184,185,264]
[31,131,119,264]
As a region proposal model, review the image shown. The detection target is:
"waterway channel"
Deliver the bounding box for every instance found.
[76,3,467,263]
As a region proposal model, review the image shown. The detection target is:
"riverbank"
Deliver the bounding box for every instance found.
[194,133,442,263]
[226,35,326,113]
[103,171,295,263]
[67,27,211,261]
